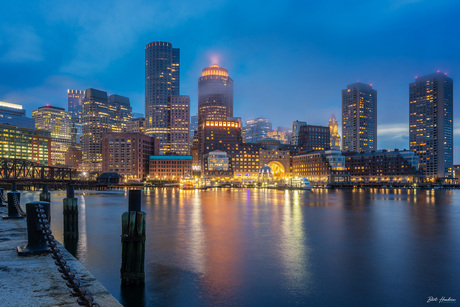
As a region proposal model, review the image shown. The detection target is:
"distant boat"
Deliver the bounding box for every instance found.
[291,177,313,190]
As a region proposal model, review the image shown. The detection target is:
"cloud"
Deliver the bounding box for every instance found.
[0,25,43,63]
[378,123,408,139]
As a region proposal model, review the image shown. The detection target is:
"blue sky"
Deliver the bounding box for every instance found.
[1,0,459,159]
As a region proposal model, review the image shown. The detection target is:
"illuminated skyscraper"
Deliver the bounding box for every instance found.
[198,64,233,163]
[144,41,180,153]
[409,72,453,179]
[68,89,85,145]
[81,88,132,172]
[328,114,341,150]
[243,117,272,143]
[32,106,72,166]
[342,82,377,152]
[0,101,35,129]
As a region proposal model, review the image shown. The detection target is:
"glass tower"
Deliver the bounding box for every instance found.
[409,72,453,179]
[144,41,180,154]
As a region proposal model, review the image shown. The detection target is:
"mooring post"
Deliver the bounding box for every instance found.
[121,189,146,285]
[0,188,6,207]
[39,184,51,202]
[2,184,24,219]
[63,185,78,239]
[17,201,51,256]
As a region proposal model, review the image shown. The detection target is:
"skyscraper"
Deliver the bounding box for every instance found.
[198,64,233,163]
[243,117,272,143]
[342,82,377,153]
[32,106,72,166]
[328,114,341,150]
[409,72,453,179]
[169,95,190,155]
[145,41,180,154]
[190,115,198,139]
[0,101,35,128]
[81,88,132,172]
[68,89,85,145]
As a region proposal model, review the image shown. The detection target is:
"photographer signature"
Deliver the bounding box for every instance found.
[427,296,456,304]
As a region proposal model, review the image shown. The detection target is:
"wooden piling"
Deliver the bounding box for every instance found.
[39,184,51,202]
[63,186,78,239]
[120,190,145,285]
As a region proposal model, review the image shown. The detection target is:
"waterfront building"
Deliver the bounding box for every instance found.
[291,120,307,146]
[203,150,233,178]
[409,72,453,180]
[65,145,82,170]
[344,149,421,183]
[297,124,330,154]
[102,132,158,181]
[200,119,242,169]
[0,101,35,129]
[32,105,72,166]
[454,165,460,184]
[342,82,377,152]
[328,114,341,150]
[126,117,145,133]
[149,155,192,180]
[81,88,132,172]
[243,117,272,143]
[145,41,180,153]
[169,95,190,155]
[0,124,51,165]
[259,148,291,178]
[292,149,350,183]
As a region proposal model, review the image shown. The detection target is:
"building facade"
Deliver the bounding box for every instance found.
[81,88,132,172]
[409,72,453,180]
[298,124,330,154]
[243,117,272,143]
[345,150,421,183]
[102,132,158,181]
[68,90,85,145]
[169,95,190,155]
[0,124,51,165]
[328,114,341,150]
[126,117,145,133]
[291,120,307,146]
[32,106,72,166]
[65,145,82,170]
[342,82,377,152]
[149,156,192,180]
[292,150,350,183]
[0,101,35,129]
[145,41,180,153]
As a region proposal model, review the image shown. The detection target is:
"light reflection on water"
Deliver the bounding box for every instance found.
[17,188,459,306]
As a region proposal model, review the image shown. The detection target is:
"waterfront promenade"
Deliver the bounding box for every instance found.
[0,205,122,307]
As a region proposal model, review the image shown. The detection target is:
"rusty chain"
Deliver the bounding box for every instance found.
[13,193,26,217]
[35,203,100,307]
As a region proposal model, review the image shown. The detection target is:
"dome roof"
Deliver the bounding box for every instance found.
[202,64,229,77]
[259,165,272,174]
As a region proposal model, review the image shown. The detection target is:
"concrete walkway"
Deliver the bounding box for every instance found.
[0,205,122,307]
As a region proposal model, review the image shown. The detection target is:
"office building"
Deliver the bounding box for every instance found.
[65,145,82,170]
[297,124,330,154]
[291,120,307,146]
[0,124,51,165]
[81,88,132,172]
[329,114,341,150]
[409,72,453,180]
[293,150,350,183]
[242,117,272,143]
[68,90,85,145]
[0,101,35,129]
[149,156,192,180]
[267,129,291,144]
[145,41,180,153]
[169,95,190,155]
[342,83,377,152]
[190,115,198,139]
[102,132,158,181]
[126,117,145,133]
[345,149,421,183]
[32,105,73,166]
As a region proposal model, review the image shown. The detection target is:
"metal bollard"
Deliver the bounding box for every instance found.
[121,189,146,285]
[0,188,5,207]
[17,201,51,256]
[2,190,23,219]
[39,184,51,203]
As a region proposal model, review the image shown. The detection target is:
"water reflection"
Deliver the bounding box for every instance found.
[37,188,460,307]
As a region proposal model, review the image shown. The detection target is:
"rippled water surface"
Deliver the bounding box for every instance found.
[20,188,460,306]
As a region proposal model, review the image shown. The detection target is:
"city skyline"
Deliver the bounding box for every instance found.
[0,1,459,159]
